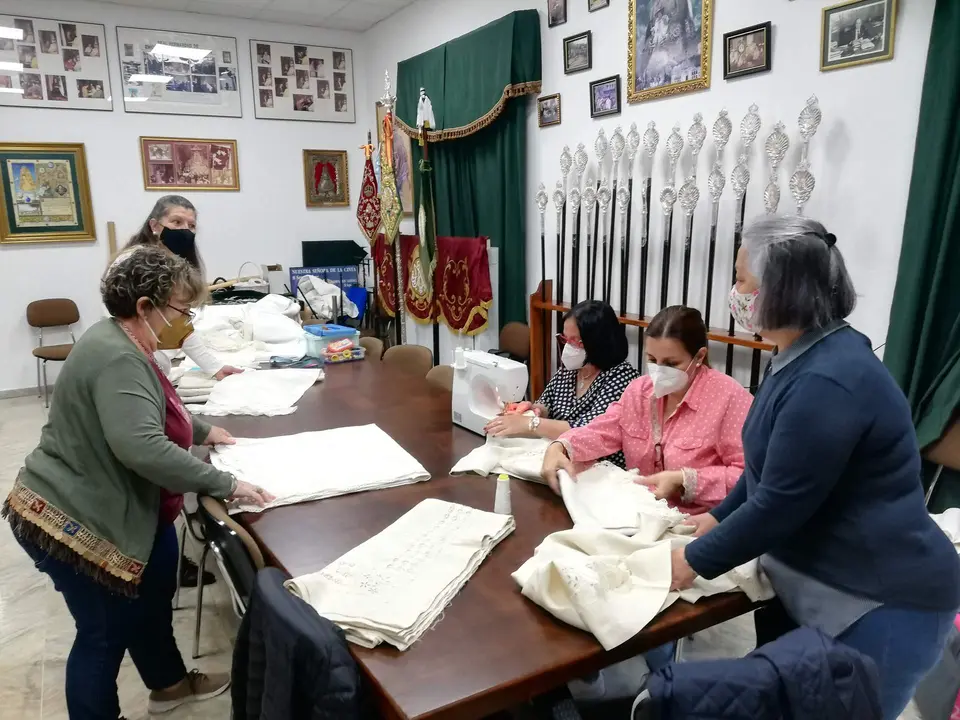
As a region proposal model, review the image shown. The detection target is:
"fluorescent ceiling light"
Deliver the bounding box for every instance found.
[0,61,23,72]
[0,27,24,40]
[124,96,149,103]
[0,87,24,94]
[128,74,172,84]
[149,44,212,62]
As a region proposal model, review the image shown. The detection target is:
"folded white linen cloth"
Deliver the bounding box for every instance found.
[931,508,960,553]
[512,529,774,651]
[188,368,320,416]
[559,464,687,542]
[285,498,515,650]
[450,436,552,483]
[210,424,431,514]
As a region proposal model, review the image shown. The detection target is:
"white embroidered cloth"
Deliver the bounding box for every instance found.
[285,499,515,650]
[210,424,431,514]
[932,509,960,554]
[450,436,552,483]
[559,464,687,542]
[512,529,774,651]
[188,368,321,416]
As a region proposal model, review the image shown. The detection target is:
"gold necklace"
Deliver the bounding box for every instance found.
[576,368,597,392]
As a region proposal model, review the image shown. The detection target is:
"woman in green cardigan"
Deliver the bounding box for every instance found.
[3,246,272,719]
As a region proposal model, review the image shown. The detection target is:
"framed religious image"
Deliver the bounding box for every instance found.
[303,150,349,208]
[723,21,771,79]
[250,39,355,123]
[538,93,561,128]
[0,142,95,244]
[0,15,112,111]
[563,31,592,75]
[376,101,414,215]
[116,27,241,117]
[589,0,610,11]
[547,0,567,27]
[821,0,897,72]
[627,0,713,104]
[590,75,621,118]
[139,137,240,191]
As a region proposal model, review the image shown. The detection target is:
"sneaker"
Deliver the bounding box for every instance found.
[147,669,230,714]
[179,556,216,587]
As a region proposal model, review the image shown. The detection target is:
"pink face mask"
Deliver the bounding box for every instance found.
[729,286,760,333]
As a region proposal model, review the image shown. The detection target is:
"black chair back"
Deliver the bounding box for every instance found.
[197,499,260,610]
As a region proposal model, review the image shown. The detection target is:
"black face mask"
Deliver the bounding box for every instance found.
[159,227,198,267]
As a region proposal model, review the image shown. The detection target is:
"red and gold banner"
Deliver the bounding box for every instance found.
[435,236,492,336]
[356,156,381,242]
[401,234,437,323]
[373,233,396,318]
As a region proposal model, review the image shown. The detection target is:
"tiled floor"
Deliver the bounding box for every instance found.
[0,395,923,719]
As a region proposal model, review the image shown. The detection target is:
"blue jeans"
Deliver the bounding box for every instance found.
[837,605,955,720]
[16,524,187,720]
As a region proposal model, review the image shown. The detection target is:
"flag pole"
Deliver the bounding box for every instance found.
[379,71,405,345]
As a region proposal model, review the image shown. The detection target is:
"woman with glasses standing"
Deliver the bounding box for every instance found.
[484,301,638,466]
[540,305,752,515]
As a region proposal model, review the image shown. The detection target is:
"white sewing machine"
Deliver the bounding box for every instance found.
[452,349,528,436]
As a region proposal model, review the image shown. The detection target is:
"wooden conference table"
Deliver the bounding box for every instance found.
[211,360,757,720]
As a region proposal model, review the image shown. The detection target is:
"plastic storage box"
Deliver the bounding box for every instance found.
[304,323,360,357]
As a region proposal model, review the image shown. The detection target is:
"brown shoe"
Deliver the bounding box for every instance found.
[147,669,231,714]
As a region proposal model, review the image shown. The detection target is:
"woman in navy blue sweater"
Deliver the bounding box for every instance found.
[671,215,960,719]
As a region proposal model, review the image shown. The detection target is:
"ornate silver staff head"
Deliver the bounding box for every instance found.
[582,183,597,220]
[574,143,589,183]
[666,123,684,179]
[569,186,582,220]
[627,123,641,163]
[687,113,707,160]
[731,155,751,200]
[764,180,782,215]
[560,145,573,181]
[678,176,700,217]
[789,159,816,215]
[597,177,612,219]
[643,121,660,158]
[595,128,609,163]
[659,185,678,214]
[740,103,761,149]
[798,95,822,143]
[616,185,630,215]
[379,70,396,113]
[713,110,732,156]
[611,126,626,164]
[552,181,565,222]
[764,122,790,173]
[536,182,548,231]
[708,161,726,203]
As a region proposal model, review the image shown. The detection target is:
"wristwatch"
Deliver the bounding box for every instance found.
[529,415,541,433]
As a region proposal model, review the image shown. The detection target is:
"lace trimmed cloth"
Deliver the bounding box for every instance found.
[187,368,321,416]
[211,424,430,514]
[285,499,515,650]
[450,436,553,483]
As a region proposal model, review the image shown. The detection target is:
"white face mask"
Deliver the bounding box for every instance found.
[647,355,701,398]
[561,343,587,370]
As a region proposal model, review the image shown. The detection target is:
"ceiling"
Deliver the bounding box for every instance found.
[95,0,420,33]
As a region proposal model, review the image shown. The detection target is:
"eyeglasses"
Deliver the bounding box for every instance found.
[168,304,196,321]
[555,333,584,349]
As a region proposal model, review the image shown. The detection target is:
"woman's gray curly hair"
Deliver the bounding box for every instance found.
[101,245,206,319]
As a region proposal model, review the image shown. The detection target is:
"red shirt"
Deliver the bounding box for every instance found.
[148,363,194,525]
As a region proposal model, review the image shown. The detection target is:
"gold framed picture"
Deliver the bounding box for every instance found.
[628,0,714,104]
[139,136,239,191]
[303,149,349,208]
[821,0,897,72]
[0,142,96,244]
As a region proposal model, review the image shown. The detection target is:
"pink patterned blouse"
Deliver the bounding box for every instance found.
[558,366,753,515]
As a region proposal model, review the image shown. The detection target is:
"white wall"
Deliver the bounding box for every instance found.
[0,0,373,392]
[366,0,934,372]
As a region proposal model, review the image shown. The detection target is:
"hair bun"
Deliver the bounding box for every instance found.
[824,232,837,247]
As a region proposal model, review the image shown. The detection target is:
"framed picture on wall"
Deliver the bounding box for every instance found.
[588,0,610,11]
[303,149,349,208]
[563,31,592,74]
[723,21,772,79]
[821,0,897,72]
[116,27,241,117]
[0,14,112,111]
[250,39,355,123]
[376,101,414,215]
[0,142,96,244]
[538,93,561,127]
[590,75,621,118]
[547,0,567,27]
[627,0,713,103]
[139,137,240,191]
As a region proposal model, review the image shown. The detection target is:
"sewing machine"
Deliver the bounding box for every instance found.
[452,349,528,436]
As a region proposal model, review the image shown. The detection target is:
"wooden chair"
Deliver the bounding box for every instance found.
[360,336,384,360]
[26,298,80,408]
[924,416,960,507]
[426,364,454,392]
[491,321,530,363]
[383,344,433,378]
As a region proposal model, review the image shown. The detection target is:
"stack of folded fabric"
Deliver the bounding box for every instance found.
[450,436,553,483]
[210,424,431,513]
[285,498,515,650]
[188,368,321,416]
[174,370,218,405]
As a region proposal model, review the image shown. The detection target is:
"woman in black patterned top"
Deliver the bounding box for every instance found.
[484,301,638,466]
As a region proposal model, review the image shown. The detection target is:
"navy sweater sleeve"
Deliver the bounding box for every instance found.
[685,373,862,579]
[709,472,747,523]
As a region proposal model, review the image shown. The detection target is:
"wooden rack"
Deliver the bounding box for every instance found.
[528,281,775,400]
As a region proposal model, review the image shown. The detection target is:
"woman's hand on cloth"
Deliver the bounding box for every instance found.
[682,512,718,537]
[214,365,244,381]
[541,442,575,495]
[230,480,275,508]
[484,413,532,438]
[638,470,684,500]
[670,547,697,591]
[203,426,235,446]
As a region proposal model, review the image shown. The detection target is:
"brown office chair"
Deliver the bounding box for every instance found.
[26,298,80,408]
[924,416,960,507]
[425,364,454,392]
[359,336,384,360]
[492,321,530,363]
[382,344,433,377]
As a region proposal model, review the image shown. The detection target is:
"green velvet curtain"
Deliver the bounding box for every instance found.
[884,0,960,509]
[396,10,542,326]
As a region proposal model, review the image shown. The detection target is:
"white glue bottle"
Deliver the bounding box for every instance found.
[494,473,512,515]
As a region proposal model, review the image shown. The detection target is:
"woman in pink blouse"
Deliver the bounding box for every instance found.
[541,305,753,515]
